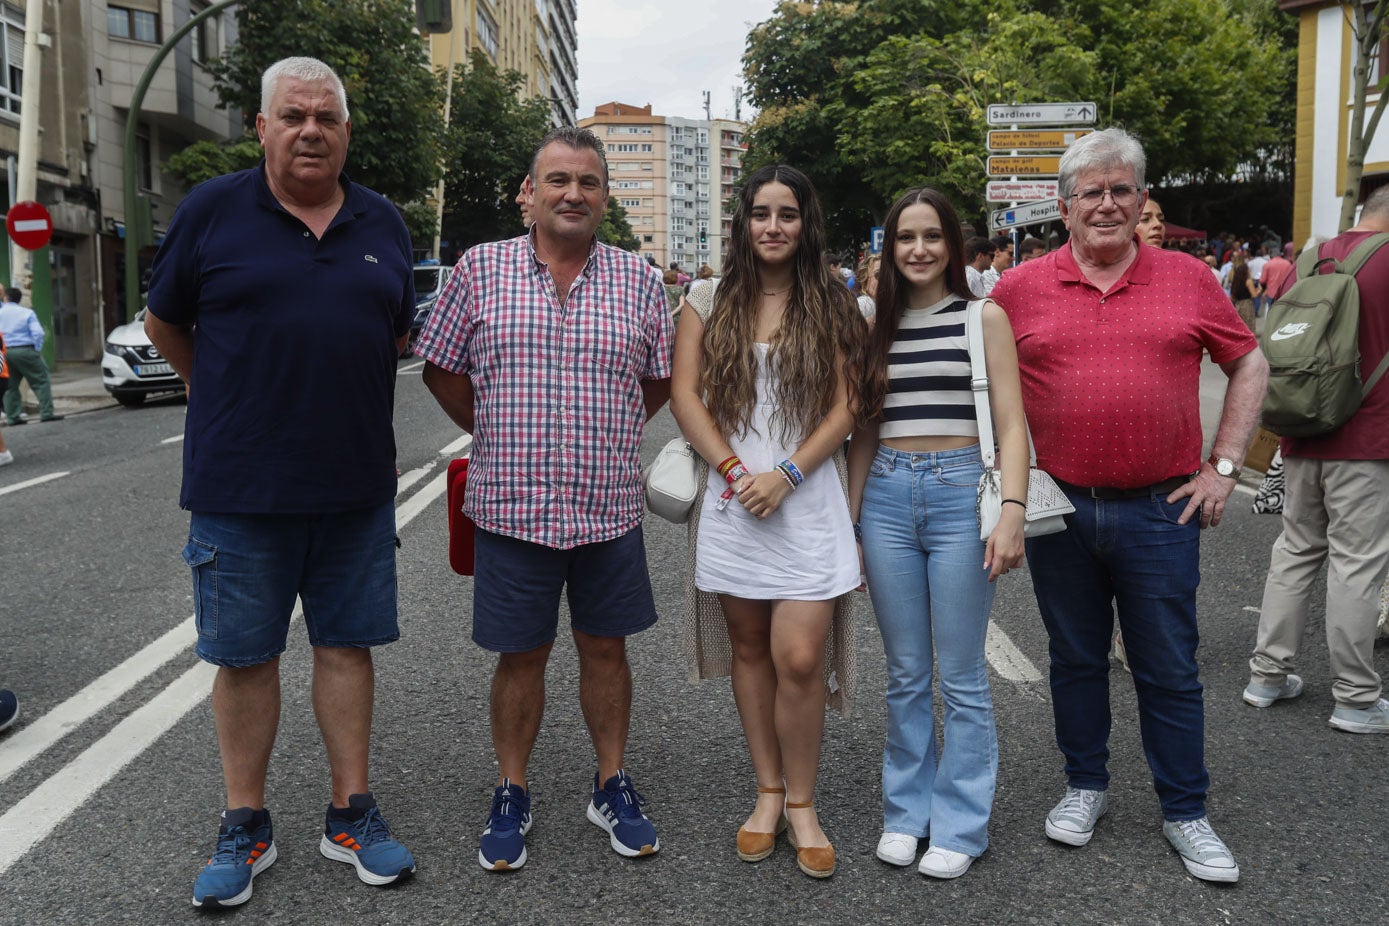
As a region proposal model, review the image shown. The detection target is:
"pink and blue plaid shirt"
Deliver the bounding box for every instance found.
[414,232,673,549]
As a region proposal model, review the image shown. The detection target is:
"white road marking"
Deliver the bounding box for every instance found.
[0,617,196,786]
[397,360,426,373]
[985,620,1043,683]
[396,461,436,496]
[161,434,185,444]
[440,433,473,456]
[0,471,70,497]
[0,440,464,875]
[1232,482,1256,498]
[1243,606,1262,614]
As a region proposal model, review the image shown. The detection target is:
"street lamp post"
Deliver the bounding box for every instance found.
[122,0,240,323]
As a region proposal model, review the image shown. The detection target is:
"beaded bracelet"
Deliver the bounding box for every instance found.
[776,459,805,488]
[775,466,797,488]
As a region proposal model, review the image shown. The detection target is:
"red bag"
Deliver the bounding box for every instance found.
[446,458,476,575]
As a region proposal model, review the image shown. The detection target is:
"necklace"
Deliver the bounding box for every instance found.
[762,288,789,296]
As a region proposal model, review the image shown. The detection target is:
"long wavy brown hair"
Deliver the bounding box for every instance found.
[859,187,971,424]
[701,165,864,443]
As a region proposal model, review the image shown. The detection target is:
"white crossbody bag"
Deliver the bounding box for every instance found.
[966,299,1074,540]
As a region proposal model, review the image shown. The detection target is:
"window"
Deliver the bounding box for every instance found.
[0,3,24,117]
[614,143,640,153]
[616,181,641,189]
[641,144,653,152]
[190,2,217,64]
[620,198,641,208]
[109,4,160,43]
[643,235,653,243]
[476,5,498,57]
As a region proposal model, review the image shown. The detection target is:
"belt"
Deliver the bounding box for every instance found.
[1056,474,1193,500]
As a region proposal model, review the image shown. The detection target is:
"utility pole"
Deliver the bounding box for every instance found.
[703,90,711,122]
[13,0,54,367]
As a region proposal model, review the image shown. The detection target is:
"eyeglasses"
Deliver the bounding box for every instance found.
[1069,184,1141,208]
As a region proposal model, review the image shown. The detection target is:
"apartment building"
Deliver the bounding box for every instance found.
[423,0,577,126]
[1,1,239,363]
[580,102,747,272]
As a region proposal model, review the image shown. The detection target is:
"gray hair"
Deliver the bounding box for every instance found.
[1362,185,1389,219]
[261,57,349,121]
[1058,127,1146,198]
[529,126,609,187]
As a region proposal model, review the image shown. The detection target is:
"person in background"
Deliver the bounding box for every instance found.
[1138,197,1166,248]
[663,268,686,317]
[989,127,1267,884]
[144,56,417,909]
[416,126,672,873]
[979,236,1012,295]
[1245,186,1389,734]
[0,288,62,425]
[671,164,865,880]
[856,253,881,322]
[964,237,996,298]
[0,331,11,466]
[1248,246,1269,316]
[1228,253,1257,332]
[1019,237,1047,261]
[1260,245,1293,307]
[849,187,1027,880]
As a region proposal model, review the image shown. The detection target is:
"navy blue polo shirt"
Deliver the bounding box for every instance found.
[146,165,413,514]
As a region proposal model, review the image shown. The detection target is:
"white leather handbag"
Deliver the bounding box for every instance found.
[643,438,700,523]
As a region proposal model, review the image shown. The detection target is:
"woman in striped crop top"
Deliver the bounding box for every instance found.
[847,187,1030,879]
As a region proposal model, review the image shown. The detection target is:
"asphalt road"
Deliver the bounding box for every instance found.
[0,361,1385,926]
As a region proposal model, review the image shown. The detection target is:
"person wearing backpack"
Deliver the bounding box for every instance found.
[1244,186,1389,733]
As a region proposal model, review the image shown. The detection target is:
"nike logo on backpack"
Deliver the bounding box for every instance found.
[1269,323,1310,341]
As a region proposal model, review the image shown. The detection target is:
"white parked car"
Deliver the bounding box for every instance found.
[102,308,186,406]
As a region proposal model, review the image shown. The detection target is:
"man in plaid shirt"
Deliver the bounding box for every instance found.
[416,126,672,871]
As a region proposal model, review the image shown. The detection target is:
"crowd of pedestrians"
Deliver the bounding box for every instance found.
[5,54,1386,914]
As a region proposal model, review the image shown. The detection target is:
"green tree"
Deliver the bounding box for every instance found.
[1339,0,1388,229]
[164,136,264,188]
[206,0,443,204]
[438,50,553,252]
[598,197,640,252]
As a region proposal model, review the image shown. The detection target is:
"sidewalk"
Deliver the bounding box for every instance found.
[1,360,115,422]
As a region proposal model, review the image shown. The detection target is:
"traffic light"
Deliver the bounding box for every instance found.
[415,0,452,34]
[699,228,708,245]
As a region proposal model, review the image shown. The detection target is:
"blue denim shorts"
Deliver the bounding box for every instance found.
[183,502,400,667]
[471,526,659,653]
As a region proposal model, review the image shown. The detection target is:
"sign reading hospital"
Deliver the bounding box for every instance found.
[990,199,1063,232]
[987,102,1097,126]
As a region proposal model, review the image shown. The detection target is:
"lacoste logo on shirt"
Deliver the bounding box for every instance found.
[364,254,379,263]
[1270,323,1310,341]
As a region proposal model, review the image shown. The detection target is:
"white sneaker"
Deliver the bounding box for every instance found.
[875,832,918,866]
[1242,674,1303,708]
[1163,817,1239,882]
[1045,786,1107,846]
[0,450,12,466]
[918,845,973,879]
[1329,698,1389,733]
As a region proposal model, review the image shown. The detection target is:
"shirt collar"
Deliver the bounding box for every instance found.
[252,159,362,219]
[525,225,602,277]
[1054,236,1152,289]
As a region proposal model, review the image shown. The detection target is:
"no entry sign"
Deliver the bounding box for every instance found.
[7,200,53,251]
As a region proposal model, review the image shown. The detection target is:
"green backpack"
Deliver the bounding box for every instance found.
[1259,232,1389,437]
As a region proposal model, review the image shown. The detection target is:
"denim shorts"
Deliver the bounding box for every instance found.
[471,526,659,653]
[183,502,400,667]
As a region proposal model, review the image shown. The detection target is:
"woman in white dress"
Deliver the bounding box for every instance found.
[671,164,865,878]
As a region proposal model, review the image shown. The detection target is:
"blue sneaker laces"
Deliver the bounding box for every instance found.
[606,774,649,822]
[489,785,527,832]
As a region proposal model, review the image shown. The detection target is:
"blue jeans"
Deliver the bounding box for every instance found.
[1026,488,1209,821]
[861,445,998,856]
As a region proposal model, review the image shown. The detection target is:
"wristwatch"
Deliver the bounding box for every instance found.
[1208,454,1240,478]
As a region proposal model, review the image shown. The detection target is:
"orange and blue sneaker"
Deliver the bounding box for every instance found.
[191,807,276,909]
[319,792,416,885]
[587,770,659,858]
[479,778,532,871]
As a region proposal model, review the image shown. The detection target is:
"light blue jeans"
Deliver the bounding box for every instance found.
[861,444,998,856]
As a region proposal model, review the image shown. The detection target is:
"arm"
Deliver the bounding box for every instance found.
[421,362,476,433]
[1166,346,1269,527]
[981,301,1027,581]
[735,352,855,520]
[669,308,741,474]
[27,311,45,354]
[143,311,196,385]
[641,377,671,421]
[396,333,409,357]
[846,421,880,524]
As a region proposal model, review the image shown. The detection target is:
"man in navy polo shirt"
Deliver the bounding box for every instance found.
[144,56,416,910]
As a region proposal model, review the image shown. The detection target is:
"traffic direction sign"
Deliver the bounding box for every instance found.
[986,181,1060,203]
[987,129,1091,151]
[988,155,1061,177]
[6,200,53,251]
[987,102,1097,126]
[990,199,1062,232]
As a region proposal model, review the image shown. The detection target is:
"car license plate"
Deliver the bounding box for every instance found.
[135,363,173,376]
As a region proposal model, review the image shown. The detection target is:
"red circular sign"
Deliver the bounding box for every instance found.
[7,200,53,251]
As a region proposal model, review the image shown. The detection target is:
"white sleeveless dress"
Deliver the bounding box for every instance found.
[693,343,859,600]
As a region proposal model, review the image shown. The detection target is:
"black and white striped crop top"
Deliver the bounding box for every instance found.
[880,295,978,440]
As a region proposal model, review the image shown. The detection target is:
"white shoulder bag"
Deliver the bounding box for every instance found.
[967,299,1074,540]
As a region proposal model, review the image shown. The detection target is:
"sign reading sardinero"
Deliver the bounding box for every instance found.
[987,102,1097,126]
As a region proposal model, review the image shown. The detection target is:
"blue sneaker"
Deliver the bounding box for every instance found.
[319,793,416,885]
[479,778,532,871]
[0,690,18,733]
[191,808,276,909]
[586,770,659,857]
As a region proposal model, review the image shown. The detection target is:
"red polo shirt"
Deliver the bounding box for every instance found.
[991,240,1258,488]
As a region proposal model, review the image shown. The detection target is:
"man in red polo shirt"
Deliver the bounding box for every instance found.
[990,127,1268,884]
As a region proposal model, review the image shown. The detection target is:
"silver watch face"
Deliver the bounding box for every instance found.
[1215,458,1236,477]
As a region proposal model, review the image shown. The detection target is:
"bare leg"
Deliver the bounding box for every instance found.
[213,659,281,810]
[720,595,785,832]
[311,646,374,807]
[492,643,553,787]
[770,599,833,848]
[573,629,631,782]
